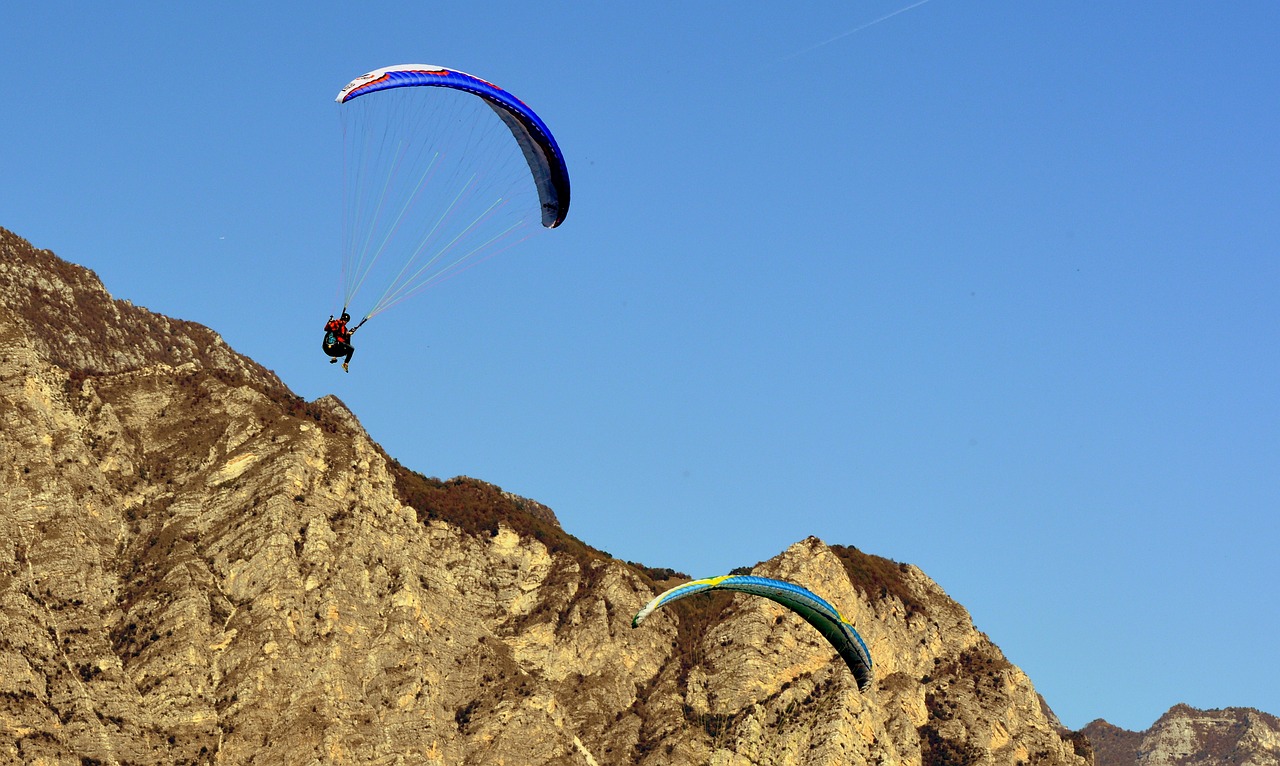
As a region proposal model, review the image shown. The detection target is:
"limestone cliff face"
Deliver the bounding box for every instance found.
[1083,706,1280,766]
[0,226,1092,765]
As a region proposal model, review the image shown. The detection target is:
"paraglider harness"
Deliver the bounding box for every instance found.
[323,313,364,357]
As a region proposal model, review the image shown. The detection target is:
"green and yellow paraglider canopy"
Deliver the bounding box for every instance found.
[632,574,874,692]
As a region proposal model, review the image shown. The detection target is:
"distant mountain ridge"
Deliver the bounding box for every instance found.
[1,224,1274,764]
[1083,705,1280,766]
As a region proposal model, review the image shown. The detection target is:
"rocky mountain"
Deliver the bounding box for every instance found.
[1083,706,1280,766]
[2,224,1094,764]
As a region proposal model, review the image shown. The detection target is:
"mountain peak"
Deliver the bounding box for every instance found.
[3,227,1265,764]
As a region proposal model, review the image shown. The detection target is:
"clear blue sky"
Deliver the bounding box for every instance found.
[4,2,1277,732]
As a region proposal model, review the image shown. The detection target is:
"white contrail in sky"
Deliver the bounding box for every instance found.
[782,0,933,60]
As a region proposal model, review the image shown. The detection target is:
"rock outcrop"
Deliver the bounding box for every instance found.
[1,225,1095,764]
